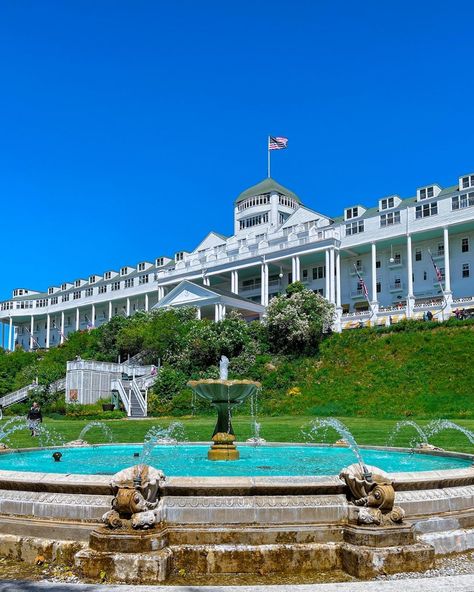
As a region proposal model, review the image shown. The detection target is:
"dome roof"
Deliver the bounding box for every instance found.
[235,177,301,204]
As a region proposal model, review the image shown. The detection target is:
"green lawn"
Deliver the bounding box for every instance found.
[2,415,473,454]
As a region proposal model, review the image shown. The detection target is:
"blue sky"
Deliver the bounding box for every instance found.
[1,0,474,300]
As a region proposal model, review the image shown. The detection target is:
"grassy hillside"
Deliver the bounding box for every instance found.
[255,321,474,419]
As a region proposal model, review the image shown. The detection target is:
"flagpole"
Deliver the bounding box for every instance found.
[267,136,270,178]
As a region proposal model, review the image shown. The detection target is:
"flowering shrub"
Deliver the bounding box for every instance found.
[264,282,335,354]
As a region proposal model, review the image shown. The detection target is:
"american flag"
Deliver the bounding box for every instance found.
[428,250,444,283]
[354,265,369,300]
[268,136,288,150]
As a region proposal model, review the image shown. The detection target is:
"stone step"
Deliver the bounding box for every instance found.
[419,527,474,555]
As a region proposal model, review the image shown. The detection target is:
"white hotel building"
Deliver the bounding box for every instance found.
[2,172,474,351]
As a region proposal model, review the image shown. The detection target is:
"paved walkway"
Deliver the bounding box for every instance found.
[1,575,473,592]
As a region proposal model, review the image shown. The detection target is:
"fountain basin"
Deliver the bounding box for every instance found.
[0,445,472,582]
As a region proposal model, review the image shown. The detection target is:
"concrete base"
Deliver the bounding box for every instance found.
[208,444,239,461]
[341,541,435,578]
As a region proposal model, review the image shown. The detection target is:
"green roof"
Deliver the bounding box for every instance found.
[235,177,301,204]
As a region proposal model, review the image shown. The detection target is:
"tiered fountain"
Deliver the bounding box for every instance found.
[187,356,260,460]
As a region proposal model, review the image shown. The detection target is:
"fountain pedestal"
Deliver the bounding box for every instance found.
[187,378,260,461]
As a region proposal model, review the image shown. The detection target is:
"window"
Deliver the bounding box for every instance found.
[111,282,121,291]
[120,267,129,276]
[238,194,271,211]
[138,263,146,271]
[423,271,427,280]
[313,288,324,296]
[139,274,149,285]
[75,280,82,287]
[312,266,326,280]
[62,294,69,302]
[380,197,394,210]
[380,211,401,227]
[175,252,185,262]
[345,207,359,219]
[461,175,474,189]
[104,272,112,280]
[61,283,68,290]
[345,221,364,235]
[415,202,438,218]
[73,291,81,300]
[125,278,134,288]
[48,287,54,295]
[279,195,297,208]
[155,257,164,267]
[415,249,422,261]
[452,192,474,210]
[376,260,381,269]
[85,288,93,297]
[239,213,269,230]
[437,243,444,257]
[99,285,107,294]
[462,264,470,278]
[51,297,58,305]
[462,238,469,253]
[376,282,381,293]
[89,275,96,283]
[419,186,434,200]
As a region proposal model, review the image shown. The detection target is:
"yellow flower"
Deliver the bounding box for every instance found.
[287,386,301,396]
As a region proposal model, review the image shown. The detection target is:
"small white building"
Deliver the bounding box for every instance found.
[2,171,474,349]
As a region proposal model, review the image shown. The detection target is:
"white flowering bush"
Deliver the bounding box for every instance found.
[264,282,335,354]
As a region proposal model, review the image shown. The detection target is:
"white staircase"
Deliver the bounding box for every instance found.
[0,377,66,409]
[111,375,149,418]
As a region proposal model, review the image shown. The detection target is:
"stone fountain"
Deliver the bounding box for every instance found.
[187,356,261,460]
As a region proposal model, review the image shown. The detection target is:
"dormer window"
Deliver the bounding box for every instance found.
[120,267,129,276]
[104,272,112,280]
[74,279,81,288]
[48,287,54,295]
[461,175,474,189]
[345,207,359,220]
[138,262,146,271]
[89,275,96,284]
[419,186,434,200]
[175,252,184,262]
[61,283,68,291]
[380,197,394,210]
[156,257,164,267]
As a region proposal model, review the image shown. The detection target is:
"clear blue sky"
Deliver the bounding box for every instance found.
[1,0,474,299]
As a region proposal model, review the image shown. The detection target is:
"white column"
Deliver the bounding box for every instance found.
[329,248,335,303]
[108,301,113,320]
[371,243,378,303]
[91,304,96,327]
[336,250,341,308]
[325,250,330,300]
[30,315,34,350]
[60,311,65,344]
[126,297,130,317]
[221,304,226,319]
[293,256,301,282]
[443,227,451,294]
[214,303,219,322]
[76,308,80,330]
[157,286,165,300]
[2,322,4,350]
[203,275,210,287]
[9,317,13,351]
[261,263,268,306]
[145,294,149,312]
[46,314,50,349]
[406,234,414,318]
[196,307,201,320]
[231,270,239,294]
